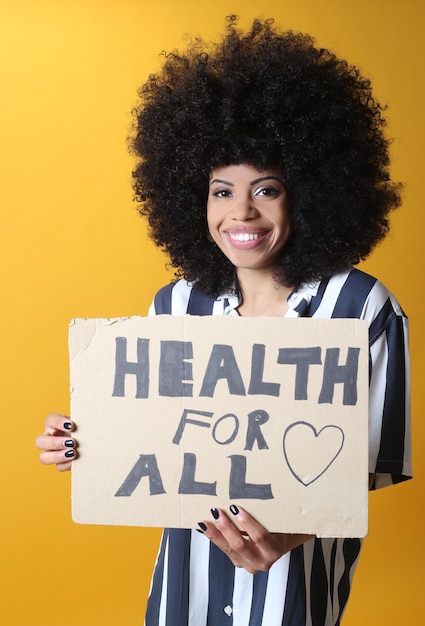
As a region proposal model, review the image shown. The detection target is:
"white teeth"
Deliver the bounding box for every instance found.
[229,232,261,241]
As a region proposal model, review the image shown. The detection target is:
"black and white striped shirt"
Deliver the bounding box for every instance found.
[144,268,412,626]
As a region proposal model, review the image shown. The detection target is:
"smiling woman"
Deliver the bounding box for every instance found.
[35,15,411,626]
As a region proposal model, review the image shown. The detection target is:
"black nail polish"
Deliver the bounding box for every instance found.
[64,449,75,458]
[63,422,73,431]
[230,504,239,516]
[211,508,219,520]
[198,522,207,532]
[64,440,74,448]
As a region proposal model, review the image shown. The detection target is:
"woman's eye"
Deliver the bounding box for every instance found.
[212,188,232,198]
[255,186,279,197]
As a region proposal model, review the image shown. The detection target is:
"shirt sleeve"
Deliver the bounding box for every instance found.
[368,300,412,489]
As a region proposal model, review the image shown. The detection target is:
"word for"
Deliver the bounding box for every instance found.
[112,338,360,405]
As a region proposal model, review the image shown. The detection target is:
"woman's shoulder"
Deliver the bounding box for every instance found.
[312,267,406,321]
[149,280,219,315]
[343,268,405,316]
[149,280,191,315]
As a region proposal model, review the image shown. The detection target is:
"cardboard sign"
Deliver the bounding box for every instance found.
[70,315,369,537]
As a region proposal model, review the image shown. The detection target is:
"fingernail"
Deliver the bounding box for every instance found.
[211,508,219,520]
[64,440,74,448]
[63,422,73,431]
[64,449,75,458]
[198,522,207,532]
[230,504,239,516]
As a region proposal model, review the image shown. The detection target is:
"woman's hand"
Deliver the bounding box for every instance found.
[198,506,313,574]
[35,413,77,472]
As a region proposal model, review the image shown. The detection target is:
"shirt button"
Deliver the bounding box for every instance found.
[224,605,233,616]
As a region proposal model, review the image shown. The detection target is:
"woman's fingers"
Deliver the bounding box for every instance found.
[36,413,77,471]
[39,449,75,470]
[198,506,312,574]
[39,444,76,464]
[42,413,74,436]
[198,510,248,556]
[35,434,74,451]
[199,507,266,572]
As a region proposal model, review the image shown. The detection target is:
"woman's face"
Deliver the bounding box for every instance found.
[207,163,292,275]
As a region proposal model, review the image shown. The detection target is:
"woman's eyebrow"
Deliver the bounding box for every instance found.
[210,178,234,186]
[210,176,284,186]
[250,176,284,185]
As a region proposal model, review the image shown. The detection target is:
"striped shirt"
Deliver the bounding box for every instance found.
[144,268,412,626]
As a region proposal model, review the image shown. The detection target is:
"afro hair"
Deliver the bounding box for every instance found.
[130,16,402,296]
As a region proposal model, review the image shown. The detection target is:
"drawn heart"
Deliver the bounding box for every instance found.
[283,421,344,486]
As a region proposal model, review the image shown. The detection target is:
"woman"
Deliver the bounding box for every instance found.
[36,17,411,625]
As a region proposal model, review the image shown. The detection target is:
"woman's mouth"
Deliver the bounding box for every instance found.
[228,232,262,242]
[225,229,270,248]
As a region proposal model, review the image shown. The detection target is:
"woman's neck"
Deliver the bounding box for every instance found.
[236,269,293,317]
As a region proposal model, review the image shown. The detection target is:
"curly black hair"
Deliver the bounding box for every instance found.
[130,16,401,297]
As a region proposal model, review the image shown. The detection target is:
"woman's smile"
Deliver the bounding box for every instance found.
[225,227,272,248]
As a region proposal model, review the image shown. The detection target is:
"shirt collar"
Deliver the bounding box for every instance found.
[216,279,321,317]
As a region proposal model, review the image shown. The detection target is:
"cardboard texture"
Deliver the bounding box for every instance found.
[70,315,369,537]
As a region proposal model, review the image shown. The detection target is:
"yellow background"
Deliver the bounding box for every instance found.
[0,0,423,623]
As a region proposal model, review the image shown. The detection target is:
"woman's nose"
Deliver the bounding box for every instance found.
[229,197,258,220]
